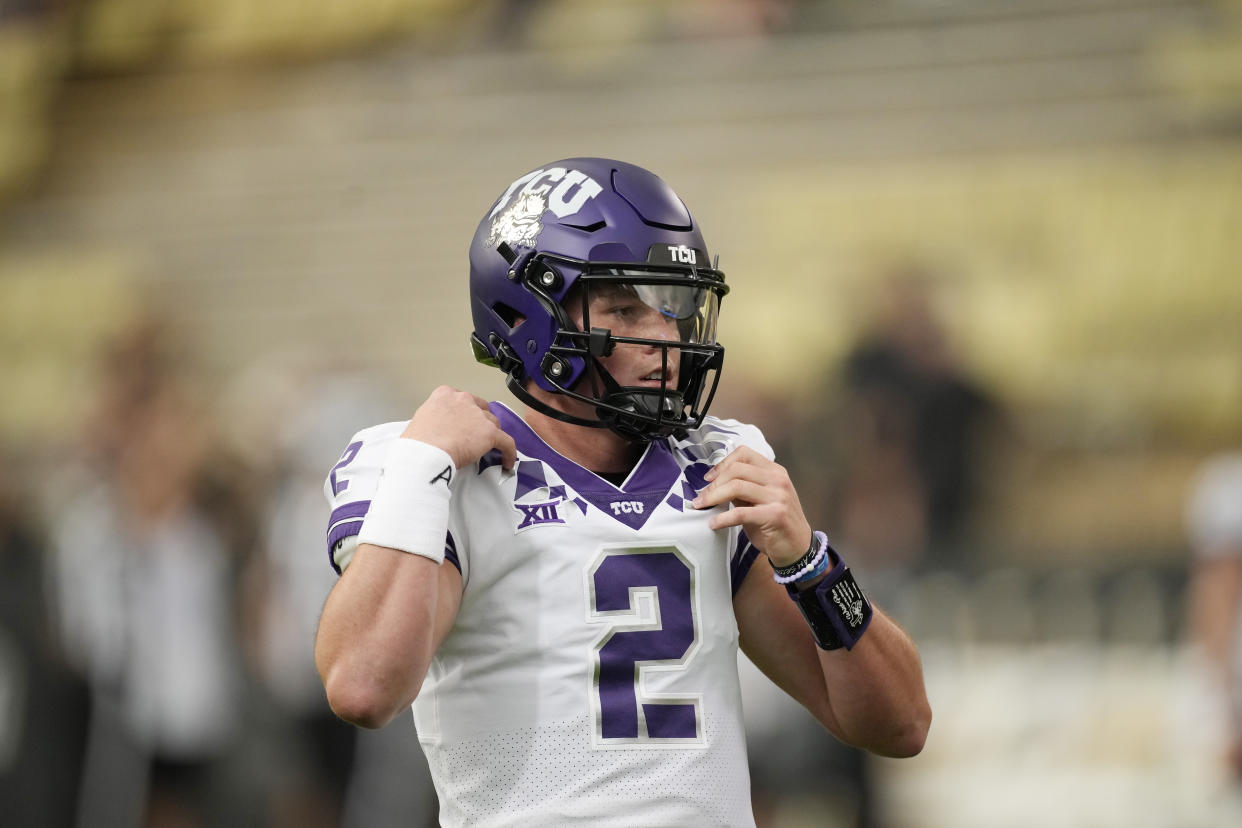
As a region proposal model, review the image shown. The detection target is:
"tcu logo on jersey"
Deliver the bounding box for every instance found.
[609,500,645,516]
[515,498,565,532]
[666,245,697,264]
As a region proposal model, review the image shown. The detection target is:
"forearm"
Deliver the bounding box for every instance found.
[736,567,930,758]
[817,607,930,757]
[315,542,449,728]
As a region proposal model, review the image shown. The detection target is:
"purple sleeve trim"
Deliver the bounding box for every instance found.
[329,500,371,525]
[326,520,363,554]
[730,531,761,596]
[326,500,371,552]
[444,531,461,574]
[327,509,461,577]
[327,500,370,574]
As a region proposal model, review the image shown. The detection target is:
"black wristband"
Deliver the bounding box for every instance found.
[786,549,873,651]
[770,532,822,580]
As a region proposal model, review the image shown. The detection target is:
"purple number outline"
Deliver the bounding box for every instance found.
[330,441,363,495]
[587,545,703,747]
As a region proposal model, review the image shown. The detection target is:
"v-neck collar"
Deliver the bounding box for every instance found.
[490,402,685,529]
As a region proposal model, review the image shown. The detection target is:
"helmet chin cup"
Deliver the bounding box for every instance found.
[597,388,685,442]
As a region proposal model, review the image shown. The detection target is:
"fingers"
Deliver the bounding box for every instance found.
[706,503,769,532]
[692,446,812,563]
[692,478,770,511]
[408,387,517,471]
[703,445,765,483]
[484,409,503,431]
[695,448,785,508]
[468,395,515,471]
[493,429,518,473]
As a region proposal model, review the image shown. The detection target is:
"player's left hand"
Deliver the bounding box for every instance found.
[692,446,813,568]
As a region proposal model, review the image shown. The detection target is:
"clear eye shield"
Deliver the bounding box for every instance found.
[576,276,720,349]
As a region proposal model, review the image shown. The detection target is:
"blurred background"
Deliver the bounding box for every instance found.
[2,0,1241,826]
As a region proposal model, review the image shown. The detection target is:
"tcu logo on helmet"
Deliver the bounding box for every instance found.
[667,245,697,264]
[486,167,603,249]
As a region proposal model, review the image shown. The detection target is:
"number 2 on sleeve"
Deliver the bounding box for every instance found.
[330,441,363,496]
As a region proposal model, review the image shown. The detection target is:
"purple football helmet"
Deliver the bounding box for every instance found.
[469,158,729,441]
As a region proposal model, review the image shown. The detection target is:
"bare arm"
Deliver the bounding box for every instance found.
[316,545,461,728]
[696,445,931,756]
[314,386,515,728]
[734,567,929,756]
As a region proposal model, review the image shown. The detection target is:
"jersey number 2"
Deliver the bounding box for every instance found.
[587,546,702,746]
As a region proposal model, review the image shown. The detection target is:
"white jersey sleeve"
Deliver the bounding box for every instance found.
[322,421,463,574]
[683,415,776,464]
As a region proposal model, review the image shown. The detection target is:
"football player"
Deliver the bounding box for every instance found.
[315,158,931,826]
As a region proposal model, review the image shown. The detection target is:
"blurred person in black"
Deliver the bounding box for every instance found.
[48,318,258,828]
[0,451,90,827]
[800,263,1001,575]
[757,264,999,828]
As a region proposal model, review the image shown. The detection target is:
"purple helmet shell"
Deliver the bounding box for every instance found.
[469,158,728,441]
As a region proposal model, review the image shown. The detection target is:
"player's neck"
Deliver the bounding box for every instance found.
[521,391,644,476]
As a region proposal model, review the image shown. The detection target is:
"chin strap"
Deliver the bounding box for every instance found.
[505,373,683,443]
[506,374,610,430]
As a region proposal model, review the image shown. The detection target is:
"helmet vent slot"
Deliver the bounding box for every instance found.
[492,302,524,331]
[562,220,606,232]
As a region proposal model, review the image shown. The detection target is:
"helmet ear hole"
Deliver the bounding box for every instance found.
[492,302,525,332]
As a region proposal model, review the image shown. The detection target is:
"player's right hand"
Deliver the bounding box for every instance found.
[402,385,516,473]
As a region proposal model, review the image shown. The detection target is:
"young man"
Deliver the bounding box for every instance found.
[315,158,931,826]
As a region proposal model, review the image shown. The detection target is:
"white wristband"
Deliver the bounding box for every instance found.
[357,439,455,564]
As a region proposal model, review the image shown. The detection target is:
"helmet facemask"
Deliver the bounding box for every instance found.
[518,254,727,442]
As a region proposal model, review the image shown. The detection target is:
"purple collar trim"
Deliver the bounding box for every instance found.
[490,402,682,530]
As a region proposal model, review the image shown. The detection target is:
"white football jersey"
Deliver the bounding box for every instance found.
[324,403,771,827]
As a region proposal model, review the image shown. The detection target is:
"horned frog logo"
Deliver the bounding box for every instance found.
[487,189,547,249]
[842,597,865,627]
[485,166,604,251]
[831,581,866,628]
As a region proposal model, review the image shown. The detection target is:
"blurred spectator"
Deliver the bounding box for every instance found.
[721,383,876,828]
[47,318,256,828]
[752,264,1001,827]
[1185,450,1242,780]
[0,452,90,827]
[239,370,436,828]
[804,264,1002,576]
